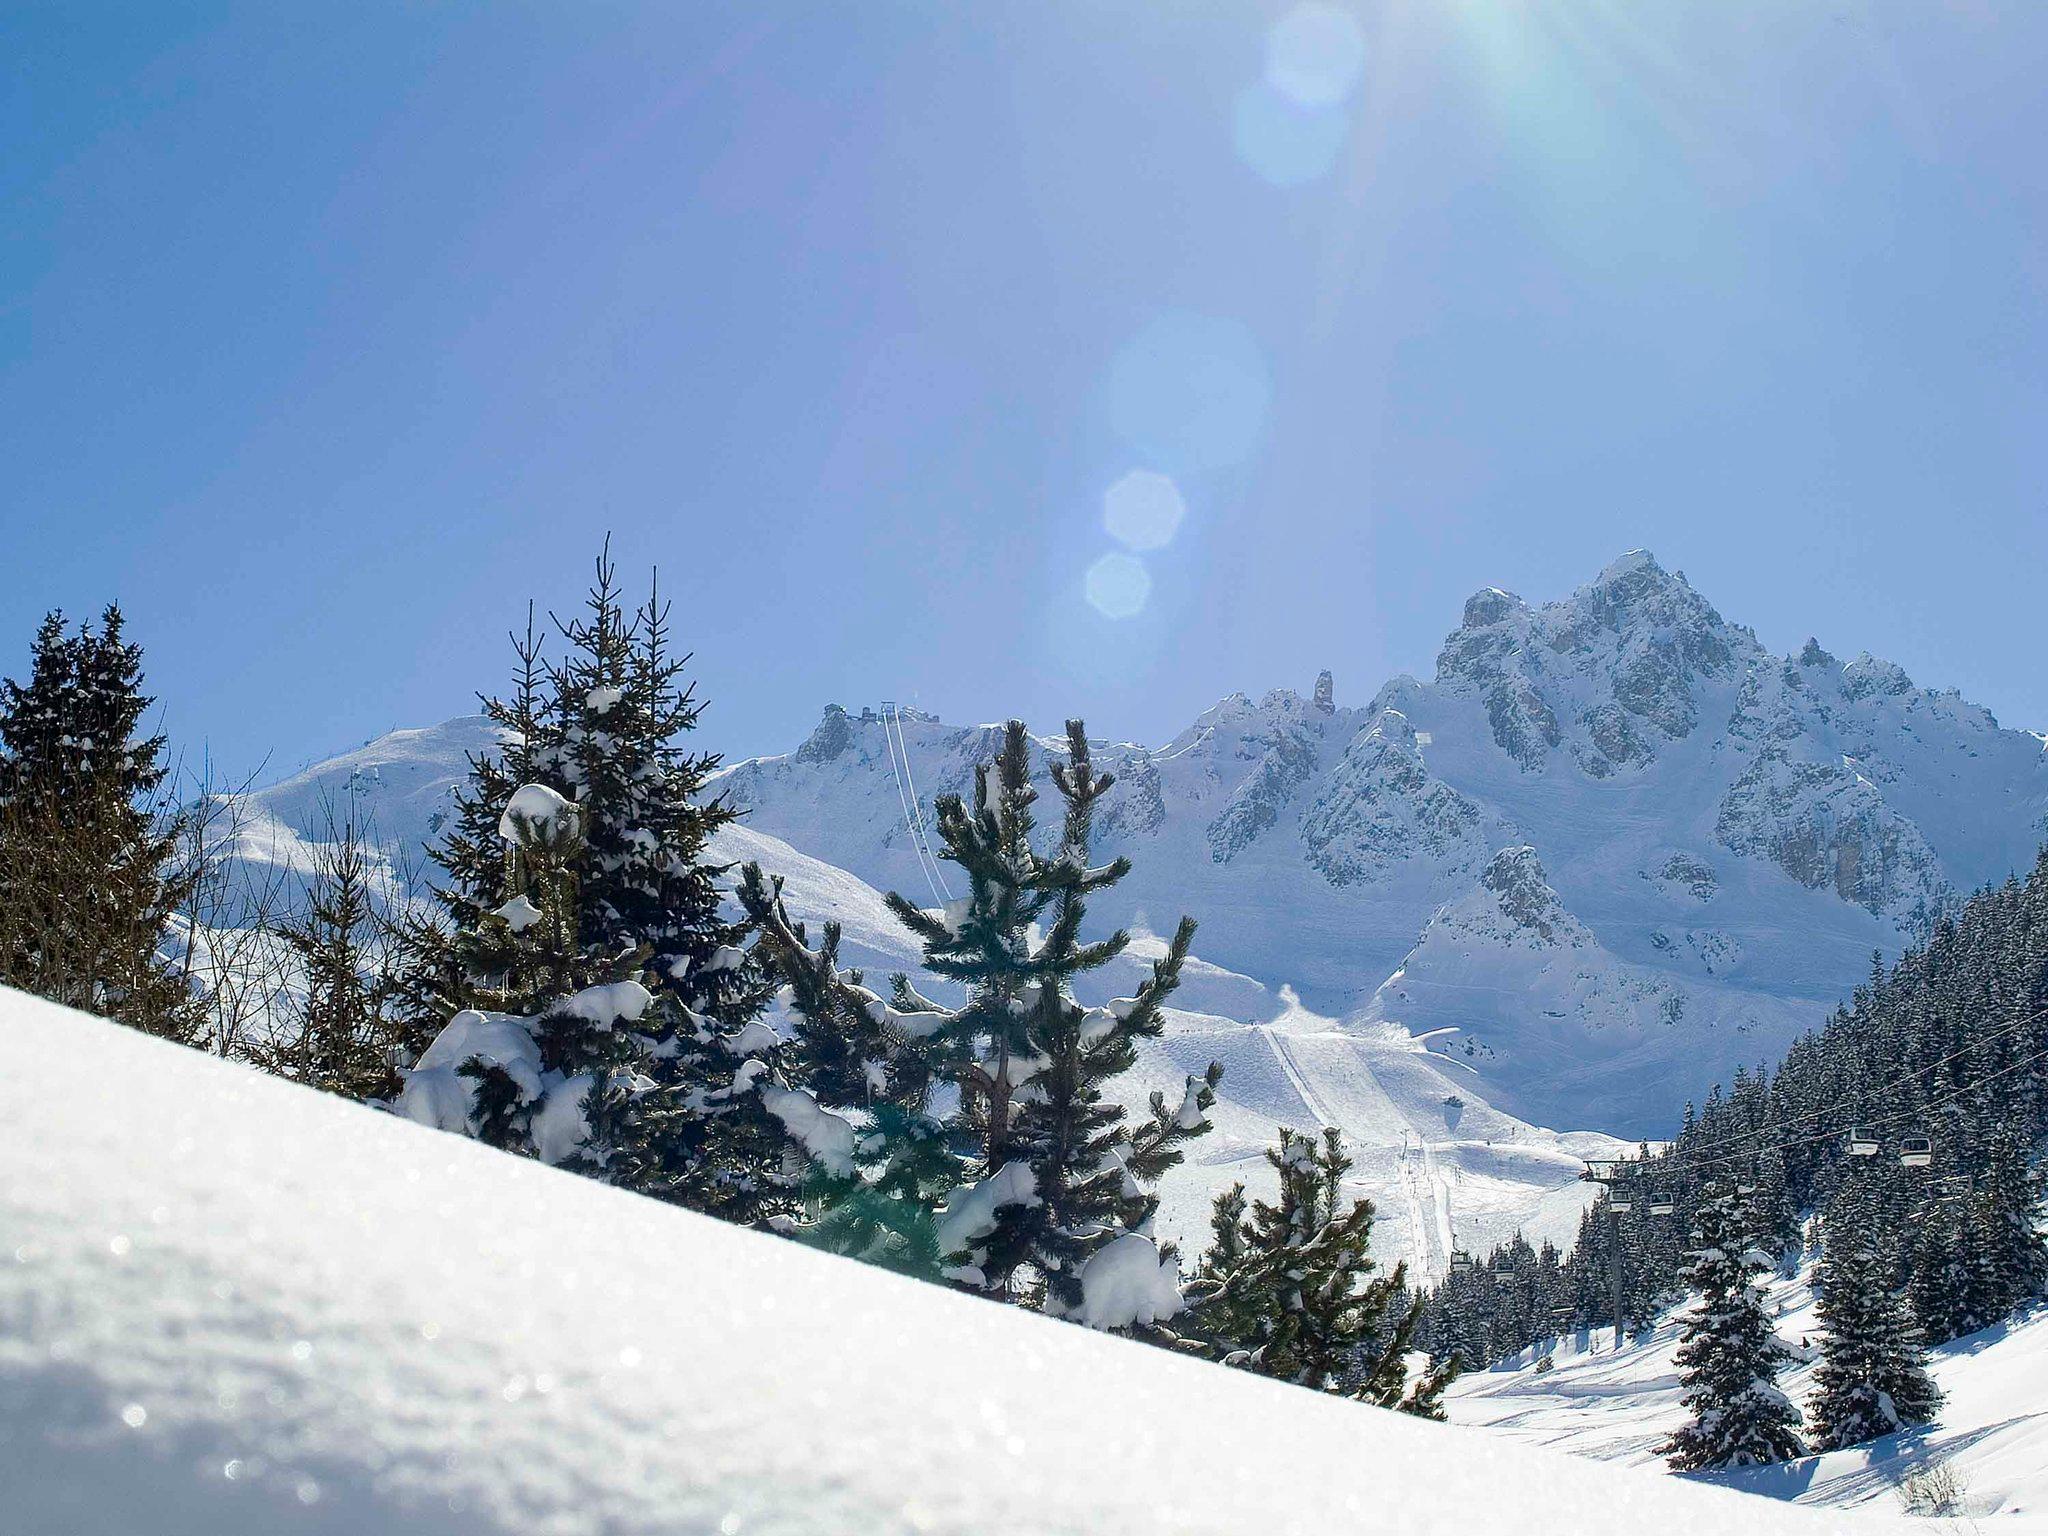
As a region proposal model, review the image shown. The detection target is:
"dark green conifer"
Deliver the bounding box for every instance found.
[1661,1183,1806,1470]
[1192,1126,1450,1415]
[0,606,198,1041]
[1809,1185,1942,1449]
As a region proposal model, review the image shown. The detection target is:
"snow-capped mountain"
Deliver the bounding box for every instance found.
[715,551,2048,1133]
[208,550,2047,1275]
[212,716,1617,1279]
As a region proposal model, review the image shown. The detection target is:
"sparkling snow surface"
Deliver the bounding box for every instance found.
[1,988,1878,1536]
[1451,1249,2048,1528]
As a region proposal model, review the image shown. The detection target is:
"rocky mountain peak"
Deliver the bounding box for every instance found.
[1476,845,1577,947]
[1429,550,1760,775]
[795,704,857,763]
[1796,637,1837,670]
[1841,652,1915,701]
[1461,587,1526,629]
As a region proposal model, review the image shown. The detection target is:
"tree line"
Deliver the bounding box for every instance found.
[1422,842,2048,1466]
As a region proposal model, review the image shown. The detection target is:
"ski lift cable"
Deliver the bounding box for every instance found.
[1626,1053,2037,1188]
[1645,993,2048,1166]
[880,704,945,911]
[1639,1037,2048,1185]
[892,712,954,913]
[1658,993,2048,1165]
[887,703,954,904]
[892,711,950,911]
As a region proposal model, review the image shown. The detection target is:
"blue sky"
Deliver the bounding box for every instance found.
[4,2,2044,784]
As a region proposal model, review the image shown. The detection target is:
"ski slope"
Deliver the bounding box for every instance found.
[0,988,1886,1535]
[1449,1249,2048,1526]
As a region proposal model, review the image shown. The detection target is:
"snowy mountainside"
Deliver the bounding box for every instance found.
[0,988,1885,1536]
[195,714,507,915]
[715,552,2048,1133]
[1449,1246,2048,1526]
[723,825,1628,1276]
[213,734,1618,1277]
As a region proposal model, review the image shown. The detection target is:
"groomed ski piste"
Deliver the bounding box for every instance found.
[1450,1246,2048,1527]
[3,985,1888,1536]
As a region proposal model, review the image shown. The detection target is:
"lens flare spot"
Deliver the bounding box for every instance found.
[1105,313,1271,476]
[1234,82,1347,187]
[1085,553,1152,620]
[1103,471,1186,552]
[1266,4,1367,107]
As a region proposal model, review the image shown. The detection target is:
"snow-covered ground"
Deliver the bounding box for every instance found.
[1,987,1887,1534]
[1450,1248,2048,1527]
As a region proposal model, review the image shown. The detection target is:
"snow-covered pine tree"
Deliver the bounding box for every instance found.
[1749,1146,1802,1260]
[1808,1184,1942,1449]
[253,793,402,1102]
[738,719,1222,1326]
[0,606,198,1041]
[398,772,638,1159]
[884,720,1220,1320]
[396,551,786,1217]
[1974,1122,2048,1319]
[1191,1125,1450,1415]
[530,555,788,1221]
[1907,1184,1985,1345]
[1660,1182,1806,1470]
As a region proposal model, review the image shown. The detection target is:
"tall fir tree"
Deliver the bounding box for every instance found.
[394,550,787,1219]
[739,718,1223,1325]
[883,720,1218,1314]
[1808,1185,1942,1450]
[1974,1122,2048,1320]
[1661,1183,1807,1470]
[1907,1182,1987,1345]
[0,606,198,1041]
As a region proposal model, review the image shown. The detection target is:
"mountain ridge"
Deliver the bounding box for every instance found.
[713,551,2048,1131]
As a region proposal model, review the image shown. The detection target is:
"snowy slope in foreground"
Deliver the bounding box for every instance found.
[0,989,1873,1536]
[1449,1251,2048,1526]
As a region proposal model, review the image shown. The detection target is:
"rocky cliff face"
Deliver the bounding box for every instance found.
[1433,550,1745,777]
[713,551,2048,1132]
[1297,707,1493,886]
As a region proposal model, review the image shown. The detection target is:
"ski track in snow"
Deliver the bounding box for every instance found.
[1397,1133,1436,1286]
[1423,1137,1457,1266]
[1262,1026,1339,1131]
